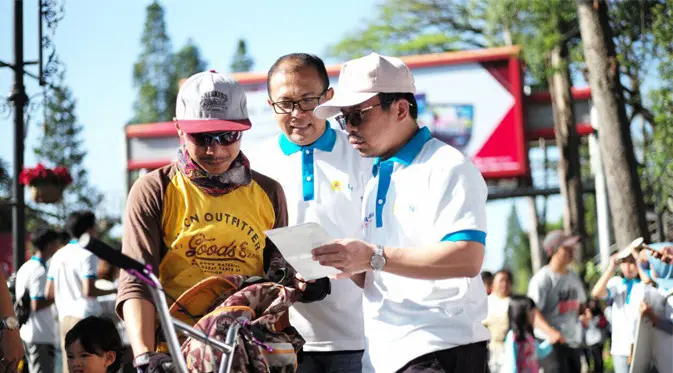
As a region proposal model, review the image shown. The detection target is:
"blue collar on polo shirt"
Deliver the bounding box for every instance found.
[372,127,432,228]
[30,255,47,268]
[623,277,641,304]
[278,125,337,201]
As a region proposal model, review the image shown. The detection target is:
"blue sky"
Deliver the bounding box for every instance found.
[0,0,566,271]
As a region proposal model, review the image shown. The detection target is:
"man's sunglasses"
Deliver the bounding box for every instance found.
[334,100,413,130]
[186,131,242,147]
[334,103,384,130]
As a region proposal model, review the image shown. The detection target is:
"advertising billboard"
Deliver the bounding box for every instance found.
[125,47,596,189]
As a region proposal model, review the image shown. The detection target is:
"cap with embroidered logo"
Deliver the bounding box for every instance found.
[175,70,252,134]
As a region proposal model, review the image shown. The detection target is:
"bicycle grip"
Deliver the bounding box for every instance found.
[79,233,147,272]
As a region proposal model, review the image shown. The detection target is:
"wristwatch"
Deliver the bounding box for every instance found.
[133,352,152,368]
[0,316,19,331]
[370,245,387,271]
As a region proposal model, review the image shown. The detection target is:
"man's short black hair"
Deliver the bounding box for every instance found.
[377,92,418,119]
[65,210,96,239]
[494,269,514,284]
[31,228,60,252]
[481,270,494,284]
[267,53,329,97]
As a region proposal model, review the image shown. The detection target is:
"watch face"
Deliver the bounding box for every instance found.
[370,255,386,270]
[5,317,19,330]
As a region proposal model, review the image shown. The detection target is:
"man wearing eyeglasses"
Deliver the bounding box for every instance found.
[311,53,490,373]
[115,70,329,369]
[247,53,371,373]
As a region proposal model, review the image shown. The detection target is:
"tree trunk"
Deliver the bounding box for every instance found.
[547,44,588,260]
[527,196,543,272]
[577,0,650,249]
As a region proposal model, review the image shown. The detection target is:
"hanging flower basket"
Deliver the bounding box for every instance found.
[19,163,73,204]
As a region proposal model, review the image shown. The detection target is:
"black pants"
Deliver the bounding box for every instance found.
[540,343,582,373]
[297,350,363,373]
[396,342,488,373]
[583,344,604,373]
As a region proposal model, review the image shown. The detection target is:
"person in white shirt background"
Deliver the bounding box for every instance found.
[248,52,371,373]
[45,211,116,373]
[483,269,514,373]
[591,246,647,373]
[312,53,490,373]
[15,228,62,373]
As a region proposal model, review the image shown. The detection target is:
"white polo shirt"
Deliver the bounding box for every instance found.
[605,276,647,356]
[15,256,58,345]
[47,240,102,321]
[250,125,372,351]
[360,127,490,373]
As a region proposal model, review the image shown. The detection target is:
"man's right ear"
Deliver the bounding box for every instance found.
[174,118,183,137]
[325,87,334,100]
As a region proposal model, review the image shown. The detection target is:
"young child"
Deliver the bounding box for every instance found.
[65,316,124,373]
[591,246,646,373]
[503,295,552,373]
[582,298,609,373]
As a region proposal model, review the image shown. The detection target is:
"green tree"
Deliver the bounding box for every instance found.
[643,3,673,221]
[504,204,532,293]
[167,39,207,121]
[230,39,254,73]
[131,0,173,124]
[33,72,104,218]
[0,158,11,232]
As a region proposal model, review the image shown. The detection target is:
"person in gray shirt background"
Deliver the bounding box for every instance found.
[528,230,587,373]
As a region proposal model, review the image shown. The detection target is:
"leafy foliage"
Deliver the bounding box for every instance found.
[33,72,104,217]
[642,3,673,216]
[230,39,254,73]
[131,0,173,124]
[504,204,532,293]
[166,39,208,121]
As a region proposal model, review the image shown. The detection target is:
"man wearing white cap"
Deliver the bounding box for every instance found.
[311,53,490,373]
[115,70,329,371]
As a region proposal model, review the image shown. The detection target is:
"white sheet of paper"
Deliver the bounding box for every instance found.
[264,222,341,280]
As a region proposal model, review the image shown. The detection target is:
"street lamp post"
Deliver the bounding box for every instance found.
[2,0,61,273]
[9,0,28,272]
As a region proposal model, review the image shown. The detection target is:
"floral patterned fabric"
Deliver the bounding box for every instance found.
[181,275,304,373]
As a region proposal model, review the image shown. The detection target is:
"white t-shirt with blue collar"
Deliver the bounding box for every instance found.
[249,125,372,352]
[15,256,58,344]
[360,126,490,373]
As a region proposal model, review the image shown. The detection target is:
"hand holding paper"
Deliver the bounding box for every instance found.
[265,223,341,280]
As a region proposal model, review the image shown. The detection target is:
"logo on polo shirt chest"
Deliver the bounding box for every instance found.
[362,212,375,229]
[331,180,342,191]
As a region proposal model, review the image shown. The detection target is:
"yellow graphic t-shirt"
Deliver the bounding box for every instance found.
[117,163,287,305]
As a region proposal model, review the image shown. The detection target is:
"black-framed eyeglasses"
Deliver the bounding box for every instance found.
[186,131,242,147]
[270,89,328,114]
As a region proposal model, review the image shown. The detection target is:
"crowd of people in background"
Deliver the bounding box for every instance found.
[10,211,133,373]
[481,231,673,373]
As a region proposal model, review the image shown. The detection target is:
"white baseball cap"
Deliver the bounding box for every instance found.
[314,53,416,119]
[175,70,252,134]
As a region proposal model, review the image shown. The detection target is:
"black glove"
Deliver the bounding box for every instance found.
[299,277,331,303]
[133,352,175,373]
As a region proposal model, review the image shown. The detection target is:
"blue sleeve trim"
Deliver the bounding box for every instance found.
[30,296,46,301]
[441,230,486,245]
[82,274,97,279]
[46,276,54,281]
